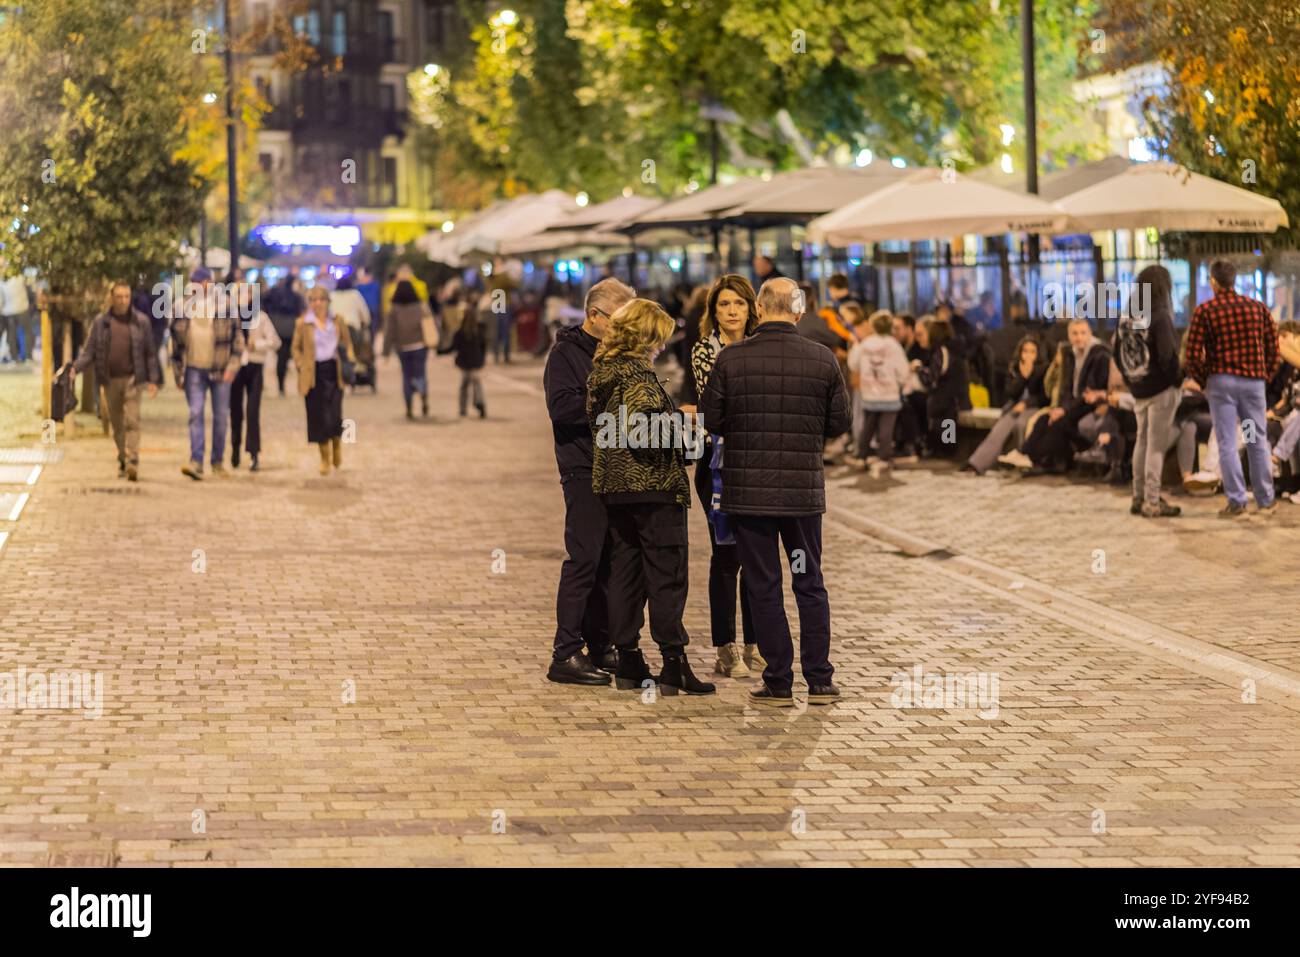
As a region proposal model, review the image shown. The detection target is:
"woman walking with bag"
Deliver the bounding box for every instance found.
[383,279,435,418]
[680,274,762,678]
[292,285,357,475]
[588,299,714,696]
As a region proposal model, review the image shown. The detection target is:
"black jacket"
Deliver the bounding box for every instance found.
[1060,340,1112,412]
[918,341,972,415]
[1113,306,1179,399]
[1001,364,1048,413]
[437,319,486,370]
[700,321,851,517]
[544,323,600,481]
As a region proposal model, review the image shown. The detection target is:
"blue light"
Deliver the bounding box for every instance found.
[556,261,569,274]
[848,258,861,267]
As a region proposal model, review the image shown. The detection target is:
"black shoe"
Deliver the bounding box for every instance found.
[117,459,126,479]
[459,408,468,417]
[614,648,653,690]
[807,682,840,705]
[250,455,260,472]
[590,649,617,674]
[546,653,611,686]
[657,652,715,696]
[1218,502,1249,520]
[749,684,795,708]
[477,404,486,419]
[1130,496,1143,515]
[231,450,240,469]
[421,393,429,417]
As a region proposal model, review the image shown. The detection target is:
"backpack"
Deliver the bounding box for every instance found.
[1115,319,1151,384]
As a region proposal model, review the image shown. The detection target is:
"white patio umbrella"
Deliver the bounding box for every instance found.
[454,190,579,260]
[1055,161,1289,233]
[805,168,1068,246]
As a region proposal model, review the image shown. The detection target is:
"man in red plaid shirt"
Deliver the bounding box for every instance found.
[1182,260,1280,518]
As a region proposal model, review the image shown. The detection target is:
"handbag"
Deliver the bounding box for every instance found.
[707,437,735,545]
[420,315,439,349]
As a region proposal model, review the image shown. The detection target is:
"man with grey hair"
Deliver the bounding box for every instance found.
[701,277,852,707]
[545,277,636,685]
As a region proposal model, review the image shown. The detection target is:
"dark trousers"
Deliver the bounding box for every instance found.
[229,362,264,457]
[895,392,926,454]
[275,336,294,394]
[605,501,691,653]
[858,409,898,462]
[552,476,612,661]
[732,514,833,692]
[1022,402,1092,469]
[693,455,754,647]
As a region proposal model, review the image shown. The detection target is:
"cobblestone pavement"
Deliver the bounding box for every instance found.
[1,355,1299,867]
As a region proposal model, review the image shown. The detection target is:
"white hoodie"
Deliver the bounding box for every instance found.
[848,333,910,409]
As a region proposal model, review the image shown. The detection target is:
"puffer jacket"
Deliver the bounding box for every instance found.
[586,355,691,507]
[700,321,851,517]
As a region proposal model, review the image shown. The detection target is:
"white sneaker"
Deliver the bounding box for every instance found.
[714,644,749,677]
[997,450,1033,470]
[742,643,766,672]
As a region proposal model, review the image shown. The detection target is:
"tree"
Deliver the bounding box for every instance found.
[0,0,218,311]
[409,0,1103,208]
[1100,0,1300,242]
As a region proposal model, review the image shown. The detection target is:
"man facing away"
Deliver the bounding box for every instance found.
[701,277,852,707]
[1182,259,1280,519]
[170,268,245,481]
[544,277,635,685]
[69,282,161,480]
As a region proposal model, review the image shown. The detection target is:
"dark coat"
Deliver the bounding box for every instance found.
[586,355,690,507]
[1060,340,1112,412]
[73,308,162,387]
[544,323,601,481]
[1001,364,1048,413]
[700,321,851,517]
[437,319,486,370]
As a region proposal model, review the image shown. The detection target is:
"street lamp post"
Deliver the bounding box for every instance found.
[223,0,239,275]
[1021,0,1040,265]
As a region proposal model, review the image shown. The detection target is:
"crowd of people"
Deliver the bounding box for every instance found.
[45,259,499,482]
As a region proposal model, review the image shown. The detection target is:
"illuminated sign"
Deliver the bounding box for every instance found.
[256,224,361,255]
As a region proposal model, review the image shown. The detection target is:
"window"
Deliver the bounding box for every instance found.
[293,10,321,46]
[382,156,398,206]
[331,9,347,57]
[379,83,396,112]
[378,10,394,60]
[258,152,274,174]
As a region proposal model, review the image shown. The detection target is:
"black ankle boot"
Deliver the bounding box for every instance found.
[614,648,652,690]
[421,393,429,417]
[404,396,413,419]
[658,652,716,696]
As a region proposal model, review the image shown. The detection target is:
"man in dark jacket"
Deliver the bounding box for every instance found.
[543,276,634,685]
[69,282,162,480]
[700,277,852,708]
[1005,318,1113,472]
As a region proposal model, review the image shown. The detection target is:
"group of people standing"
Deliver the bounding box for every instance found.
[544,274,850,707]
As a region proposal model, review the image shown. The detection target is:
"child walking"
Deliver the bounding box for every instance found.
[439,313,487,417]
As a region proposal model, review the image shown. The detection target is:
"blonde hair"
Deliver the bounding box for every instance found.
[595,298,675,362]
[868,308,893,336]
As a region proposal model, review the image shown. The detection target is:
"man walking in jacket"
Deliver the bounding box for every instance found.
[701,277,852,707]
[171,268,245,481]
[544,277,635,685]
[1183,259,1280,518]
[69,282,162,480]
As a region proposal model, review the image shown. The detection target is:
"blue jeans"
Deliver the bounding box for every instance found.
[397,347,428,403]
[1206,373,1274,507]
[184,367,231,466]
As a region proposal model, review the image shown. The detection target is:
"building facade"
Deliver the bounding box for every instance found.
[246,0,466,251]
